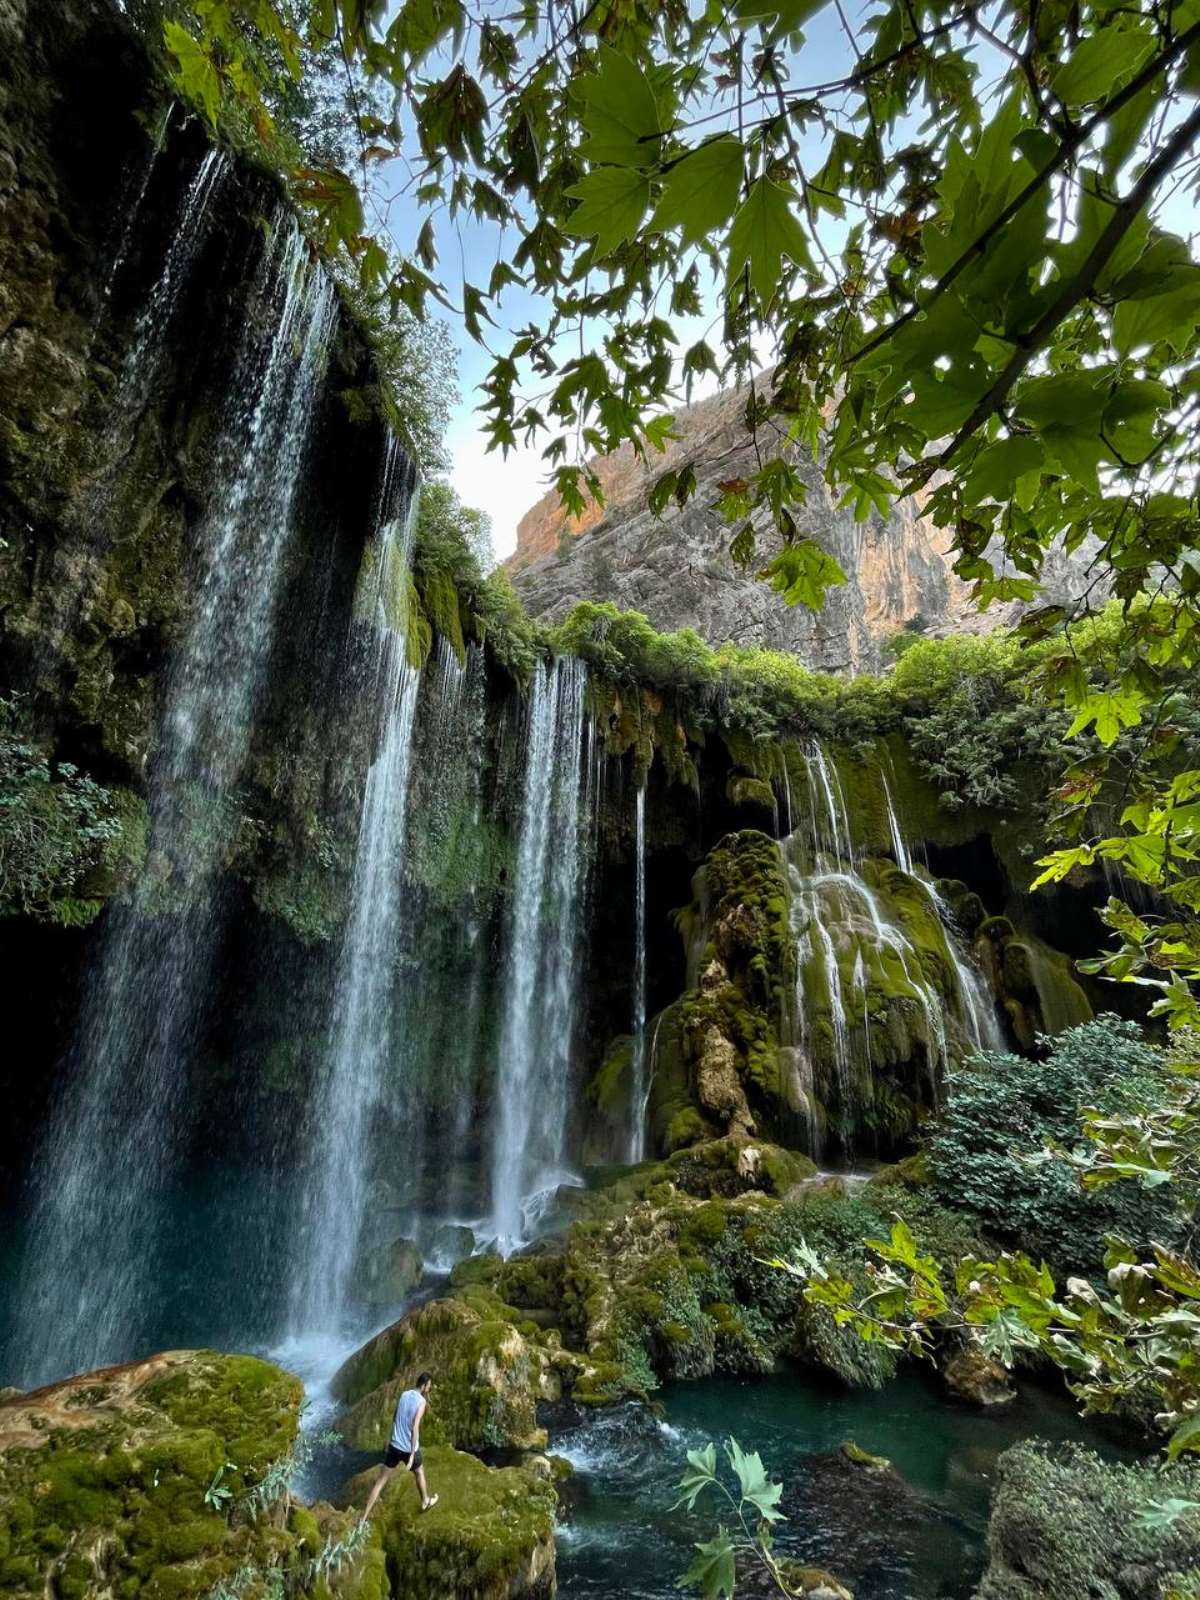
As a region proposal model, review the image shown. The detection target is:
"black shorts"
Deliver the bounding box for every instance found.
[384,1444,422,1471]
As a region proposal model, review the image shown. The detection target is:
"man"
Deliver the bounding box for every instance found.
[362,1370,438,1517]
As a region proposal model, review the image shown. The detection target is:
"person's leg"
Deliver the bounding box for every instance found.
[413,1464,438,1511]
[362,1464,395,1518]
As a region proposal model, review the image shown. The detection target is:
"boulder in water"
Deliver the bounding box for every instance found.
[362,1235,424,1304]
[340,1444,556,1599]
[941,1342,1015,1407]
[428,1223,477,1266]
[781,1442,945,1590]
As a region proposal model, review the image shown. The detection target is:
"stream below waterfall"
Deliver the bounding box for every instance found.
[551,1371,1140,1600]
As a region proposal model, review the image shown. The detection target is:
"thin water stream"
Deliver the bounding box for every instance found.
[627,784,648,1163]
[490,656,591,1246]
[287,453,422,1345]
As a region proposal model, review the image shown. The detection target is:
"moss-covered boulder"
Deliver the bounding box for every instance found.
[332,1298,565,1453]
[474,1161,963,1404]
[653,831,797,1152]
[0,1349,304,1598]
[977,1441,1200,1600]
[341,1446,555,1599]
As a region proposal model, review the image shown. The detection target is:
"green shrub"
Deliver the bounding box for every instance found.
[0,697,146,924]
[979,1440,1200,1600]
[928,1015,1180,1270]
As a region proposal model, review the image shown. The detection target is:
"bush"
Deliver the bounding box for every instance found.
[928,1016,1180,1270]
[979,1440,1200,1600]
[0,697,146,924]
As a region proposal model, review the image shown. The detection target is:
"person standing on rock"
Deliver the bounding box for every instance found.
[362,1371,438,1517]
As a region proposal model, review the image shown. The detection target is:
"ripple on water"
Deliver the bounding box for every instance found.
[552,1369,1142,1600]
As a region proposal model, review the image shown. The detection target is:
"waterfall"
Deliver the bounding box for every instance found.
[778,741,1005,1156]
[103,101,175,300]
[882,763,1001,1052]
[490,656,590,1245]
[626,784,648,1163]
[7,218,335,1388]
[114,146,227,407]
[881,769,913,875]
[286,455,422,1342]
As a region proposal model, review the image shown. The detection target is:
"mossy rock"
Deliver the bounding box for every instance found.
[840,1440,891,1470]
[0,1350,302,1599]
[332,1299,562,1453]
[341,1445,555,1599]
[665,1135,816,1198]
[726,773,778,816]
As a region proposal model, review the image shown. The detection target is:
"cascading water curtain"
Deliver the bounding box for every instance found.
[490,655,590,1246]
[285,448,422,1347]
[778,742,1003,1162]
[6,212,335,1388]
[626,783,648,1163]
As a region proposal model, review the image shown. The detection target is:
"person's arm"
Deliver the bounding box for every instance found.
[407,1399,426,1465]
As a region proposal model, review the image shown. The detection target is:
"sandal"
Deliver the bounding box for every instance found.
[421,1494,439,1513]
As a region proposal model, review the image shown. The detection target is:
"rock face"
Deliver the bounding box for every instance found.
[977,1440,1200,1600]
[332,1298,567,1453]
[507,385,1094,671]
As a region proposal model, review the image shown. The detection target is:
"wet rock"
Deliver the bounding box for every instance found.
[839,1439,891,1470]
[0,1349,307,1597]
[780,1443,944,1590]
[333,1297,567,1453]
[340,1444,556,1599]
[941,1343,1015,1407]
[362,1235,424,1305]
[429,1223,476,1266]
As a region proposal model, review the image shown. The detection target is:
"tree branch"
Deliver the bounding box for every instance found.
[934,95,1200,467]
[848,19,1200,369]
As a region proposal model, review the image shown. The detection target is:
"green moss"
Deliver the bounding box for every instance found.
[332,1299,561,1453]
[726,774,777,813]
[343,1445,556,1600]
[0,1351,302,1599]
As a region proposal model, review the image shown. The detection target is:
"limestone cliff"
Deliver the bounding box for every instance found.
[507,385,1094,672]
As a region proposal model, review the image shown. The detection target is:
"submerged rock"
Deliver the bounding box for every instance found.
[0,1349,305,1597]
[780,1443,943,1589]
[341,1444,556,1599]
